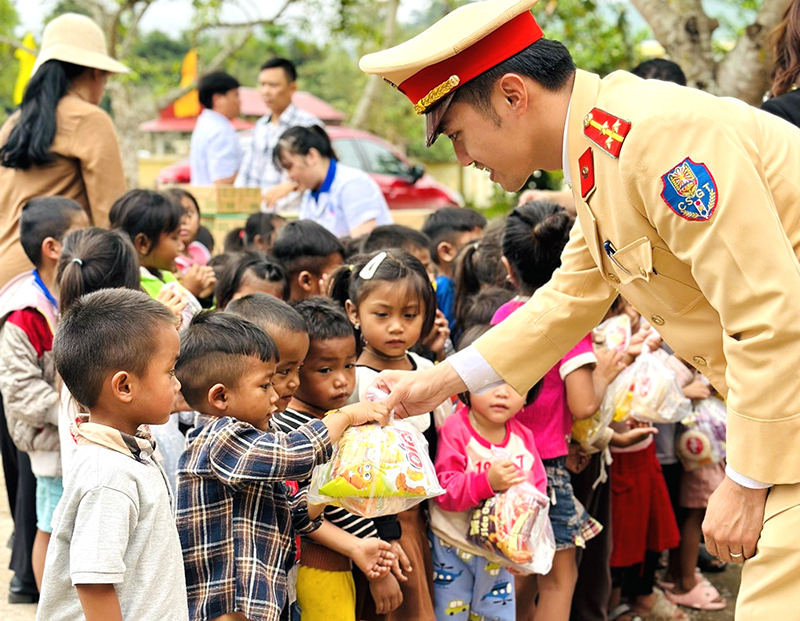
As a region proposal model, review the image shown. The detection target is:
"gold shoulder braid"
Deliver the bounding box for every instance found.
[414,75,460,114]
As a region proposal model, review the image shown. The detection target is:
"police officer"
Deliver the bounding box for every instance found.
[362,0,800,618]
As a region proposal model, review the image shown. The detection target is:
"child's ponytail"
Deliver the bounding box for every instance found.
[57,228,141,313]
[503,201,574,294]
[328,261,356,311]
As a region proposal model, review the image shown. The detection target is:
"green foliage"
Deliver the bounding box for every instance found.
[0,0,20,119]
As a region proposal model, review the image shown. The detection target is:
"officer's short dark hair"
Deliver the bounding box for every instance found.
[630,59,687,87]
[272,220,344,281]
[422,207,487,265]
[54,289,176,408]
[451,38,576,124]
[198,71,240,109]
[20,197,83,266]
[176,311,279,410]
[362,225,430,255]
[260,57,297,83]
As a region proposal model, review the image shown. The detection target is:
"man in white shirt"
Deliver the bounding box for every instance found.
[235,58,321,205]
[190,71,242,186]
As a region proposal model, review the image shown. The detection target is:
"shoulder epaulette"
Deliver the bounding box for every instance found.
[583,108,631,159]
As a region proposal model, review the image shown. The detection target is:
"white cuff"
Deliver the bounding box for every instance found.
[448,345,504,394]
[725,465,772,490]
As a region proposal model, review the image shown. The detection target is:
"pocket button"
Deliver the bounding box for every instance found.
[651,314,665,326]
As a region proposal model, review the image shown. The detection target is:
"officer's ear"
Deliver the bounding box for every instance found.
[497,73,528,117]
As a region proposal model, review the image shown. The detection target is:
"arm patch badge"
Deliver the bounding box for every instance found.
[660,158,718,222]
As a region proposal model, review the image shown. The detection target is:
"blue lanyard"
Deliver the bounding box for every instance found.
[311,159,337,204]
[32,269,58,310]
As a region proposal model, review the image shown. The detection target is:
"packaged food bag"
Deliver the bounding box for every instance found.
[308,389,444,517]
[593,314,632,354]
[677,397,727,470]
[466,448,555,575]
[600,346,691,424]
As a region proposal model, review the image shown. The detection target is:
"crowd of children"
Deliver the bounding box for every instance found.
[0,189,730,621]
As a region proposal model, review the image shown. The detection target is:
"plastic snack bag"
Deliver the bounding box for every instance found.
[677,397,727,471]
[466,448,555,575]
[600,346,691,424]
[593,314,632,354]
[308,388,444,517]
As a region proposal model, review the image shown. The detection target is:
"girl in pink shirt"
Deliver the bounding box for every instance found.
[493,202,624,621]
[430,326,546,621]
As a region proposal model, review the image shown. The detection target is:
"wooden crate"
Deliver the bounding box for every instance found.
[183,186,262,215]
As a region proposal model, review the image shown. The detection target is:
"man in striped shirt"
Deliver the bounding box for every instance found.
[235,58,322,207]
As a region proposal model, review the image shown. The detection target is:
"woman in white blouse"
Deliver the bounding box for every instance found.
[274,125,393,237]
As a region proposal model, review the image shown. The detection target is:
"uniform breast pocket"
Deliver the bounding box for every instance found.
[648,248,704,315]
[607,237,653,285]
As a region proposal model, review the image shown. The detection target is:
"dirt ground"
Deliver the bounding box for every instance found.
[0,466,740,621]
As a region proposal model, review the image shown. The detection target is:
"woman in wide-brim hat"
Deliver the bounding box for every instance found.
[0,13,130,288]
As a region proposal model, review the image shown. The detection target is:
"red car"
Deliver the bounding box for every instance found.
[155,125,463,210]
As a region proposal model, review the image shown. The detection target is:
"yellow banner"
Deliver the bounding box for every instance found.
[174,49,200,118]
[13,33,37,106]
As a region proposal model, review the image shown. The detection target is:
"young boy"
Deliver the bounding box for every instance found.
[272,220,344,301]
[226,293,395,621]
[38,288,187,621]
[0,197,88,595]
[271,297,405,620]
[421,207,486,329]
[174,311,390,621]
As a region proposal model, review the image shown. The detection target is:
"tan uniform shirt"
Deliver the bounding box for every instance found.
[0,94,127,287]
[475,69,800,485]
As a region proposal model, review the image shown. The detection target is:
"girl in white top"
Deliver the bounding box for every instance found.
[274,125,393,237]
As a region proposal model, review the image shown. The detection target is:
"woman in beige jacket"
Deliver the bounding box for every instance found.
[0,13,129,288]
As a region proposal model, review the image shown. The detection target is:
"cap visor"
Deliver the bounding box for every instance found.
[425,91,455,148]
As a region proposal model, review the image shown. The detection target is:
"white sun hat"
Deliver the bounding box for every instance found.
[31,13,130,77]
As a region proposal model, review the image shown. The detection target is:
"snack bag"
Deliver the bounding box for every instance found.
[593,314,631,354]
[308,388,443,517]
[600,346,691,424]
[466,448,555,575]
[677,397,727,471]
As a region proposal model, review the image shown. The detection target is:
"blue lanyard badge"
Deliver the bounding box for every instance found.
[32,269,58,309]
[310,159,338,204]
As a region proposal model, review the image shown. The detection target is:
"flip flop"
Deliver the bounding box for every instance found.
[637,589,690,621]
[657,569,711,592]
[664,580,727,611]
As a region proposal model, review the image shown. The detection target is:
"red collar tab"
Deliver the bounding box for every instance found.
[578,148,595,199]
[583,108,631,159]
[398,11,543,114]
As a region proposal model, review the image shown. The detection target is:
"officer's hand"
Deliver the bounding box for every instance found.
[703,476,767,564]
[371,363,465,418]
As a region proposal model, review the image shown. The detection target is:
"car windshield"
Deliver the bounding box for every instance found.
[359,140,409,176]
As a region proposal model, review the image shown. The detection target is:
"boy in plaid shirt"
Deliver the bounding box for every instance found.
[175,312,390,621]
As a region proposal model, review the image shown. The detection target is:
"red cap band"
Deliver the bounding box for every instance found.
[398,11,543,110]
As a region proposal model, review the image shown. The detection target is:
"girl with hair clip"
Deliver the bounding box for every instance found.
[56,227,187,483]
[329,249,452,621]
[214,252,289,309]
[492,202,627,621]
[274,125,393,237]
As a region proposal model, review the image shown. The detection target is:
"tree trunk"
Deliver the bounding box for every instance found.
[630,0,790,104]
[351,0,400,129]
[629,0,719,92]
[716,0,792,105]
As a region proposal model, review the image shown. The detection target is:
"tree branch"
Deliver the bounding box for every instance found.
[716,0,792,104]
[194,0,295,33]
[629,0,719,92]
[154,28,253,109]
[0,36,35,55]
[119,0,155,60]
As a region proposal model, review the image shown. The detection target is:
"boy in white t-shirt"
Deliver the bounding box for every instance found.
[37,289,189,621]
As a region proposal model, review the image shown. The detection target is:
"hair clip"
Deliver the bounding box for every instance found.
[359,252,387,280]
[72,258,83,267]
[348,264,354,272]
